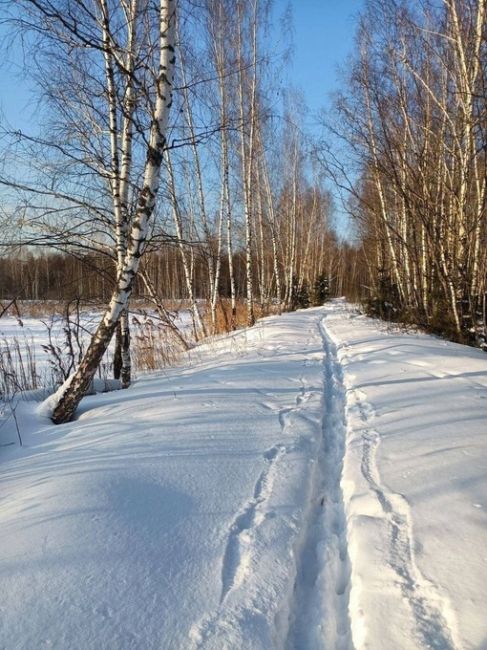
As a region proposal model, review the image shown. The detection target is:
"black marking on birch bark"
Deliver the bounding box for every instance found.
[138,186,155,208]
[159,72,172,86]
[139,204,152,218]
[147,145,163,166]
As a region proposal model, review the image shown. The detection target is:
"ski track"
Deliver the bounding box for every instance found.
[219,442,285,604]
[284,316,353,650]
[193,311,459,650]
[347,364,459,650]
[191,328,321,648]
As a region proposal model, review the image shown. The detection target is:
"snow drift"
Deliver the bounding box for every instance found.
[0,301,486,649]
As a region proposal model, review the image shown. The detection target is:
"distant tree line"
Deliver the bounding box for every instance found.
[0,231,363,307]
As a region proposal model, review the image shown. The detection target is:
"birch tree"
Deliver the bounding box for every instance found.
[1,0,178,422]
[56,0,176,423]
[324,0,487,344]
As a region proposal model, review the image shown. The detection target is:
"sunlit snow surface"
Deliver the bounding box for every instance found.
[0,308,193,392]
[0,301,486,649]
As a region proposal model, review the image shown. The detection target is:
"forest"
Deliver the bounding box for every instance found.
[1,4,487,648]
[0,0,486,421]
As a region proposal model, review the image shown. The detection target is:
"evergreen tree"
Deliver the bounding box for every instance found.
[310,274,330,306]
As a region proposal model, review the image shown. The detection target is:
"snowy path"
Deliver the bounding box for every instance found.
[1,302,487,649]
[327,302,487,650]
[285,318,352,650]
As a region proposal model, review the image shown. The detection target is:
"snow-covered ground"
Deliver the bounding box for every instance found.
[0,311,110,390]
[0,306,193,392]
[0,301,486,649]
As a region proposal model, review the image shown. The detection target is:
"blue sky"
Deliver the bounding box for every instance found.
[0,1,363,237]
[286,0,363,121]
[0,1,363,132]
[280,0,364,236]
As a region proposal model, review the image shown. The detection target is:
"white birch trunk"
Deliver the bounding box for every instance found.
[50,0,177,423]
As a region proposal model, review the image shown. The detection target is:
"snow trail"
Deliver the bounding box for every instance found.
[285,315,353,650]
[3,303,486,649]
[351,386,459,650]
[190,317,324,648]
[220,443,285,602]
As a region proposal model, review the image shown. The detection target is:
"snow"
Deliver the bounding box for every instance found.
[0,307,193,393]
[327,301,487,650]
[1,300,486,649]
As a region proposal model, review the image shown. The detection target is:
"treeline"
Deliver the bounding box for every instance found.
[0,233,363,307]
[330,0,487,346]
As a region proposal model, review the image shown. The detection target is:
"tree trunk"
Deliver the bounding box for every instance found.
[49,0,176,423]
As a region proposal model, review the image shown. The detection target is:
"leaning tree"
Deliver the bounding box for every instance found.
[0,0,177,422]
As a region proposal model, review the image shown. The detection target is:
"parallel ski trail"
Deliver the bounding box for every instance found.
[351,386,458,650]
[285,316,353,650]
[219,443,284,603]
[191,325,321,648]
[191,441,287,647]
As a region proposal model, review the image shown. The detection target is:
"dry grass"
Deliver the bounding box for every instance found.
[0,299,197,320]
[0,298,280,403]
[0,336,41,398]
[131,317,186,371]
[15,301,72,318]
[1,299,108,320]
[203,299,277,336]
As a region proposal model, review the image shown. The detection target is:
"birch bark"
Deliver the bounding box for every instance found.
[50,0,177,423]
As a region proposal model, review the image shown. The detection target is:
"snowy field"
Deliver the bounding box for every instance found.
[0,301,486,649]
[0,306,193,393]
[0,310,113,390]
